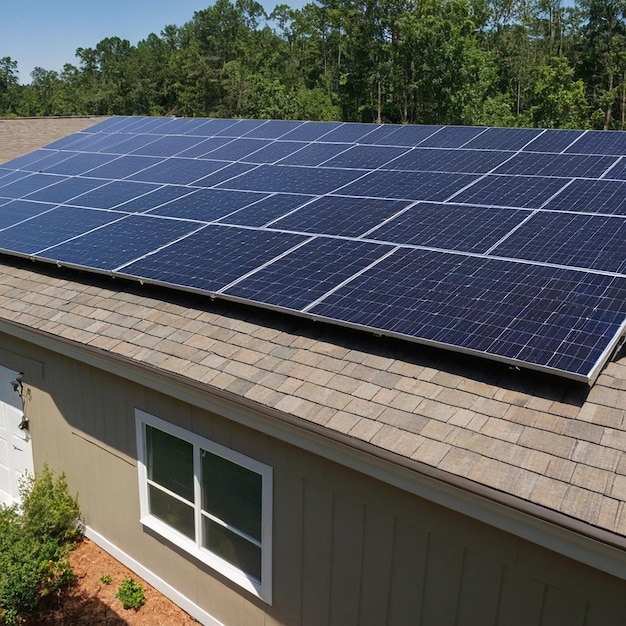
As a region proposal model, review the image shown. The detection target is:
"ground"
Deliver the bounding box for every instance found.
[30,538,199,625]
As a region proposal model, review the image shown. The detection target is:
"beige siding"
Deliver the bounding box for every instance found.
[2,332,626,626]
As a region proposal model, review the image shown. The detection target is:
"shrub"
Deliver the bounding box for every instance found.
[115,577,145,610]
[0,465,81,625]
[99,574,112,585]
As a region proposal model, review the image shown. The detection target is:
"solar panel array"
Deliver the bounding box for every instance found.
[1,116,626,384]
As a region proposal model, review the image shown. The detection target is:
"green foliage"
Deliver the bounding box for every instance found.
[2,0,626,128]
[0,466,81,625]
[115,577,145,610]
[99,574,113,585]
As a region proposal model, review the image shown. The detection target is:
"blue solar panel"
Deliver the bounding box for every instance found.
[42,152,118,175]
[604,157,626,181]
[0,206,120,254]
[522,129,583,153]
[323,146,408,170]
[339,171,478,201]
[42,215,202,270]
[565,130,626,156]
[241,120,303,139]
[543,179,626,215]
[308,249,626,378]
[128,158,219,185]
[367,202,530,252]
[2,115,626,383]
[217,193,313,227]
[224,238,392,310]
[462,127,544,151]
[68,180,161,209]
[0,200,57,229]
[0,173,68,200]
[218,165,363,195]
[129,135,209,157]
[279,122,343,141]
[318,123,383,144]
[21,177,108,204]
[175,137,234,158]
[240,141,307,164]
[85,155,163,179]
[121,225,308,292]
[491,212,626,274]
[385,148,510,174]
[451,175,568,208]
[148,188,269,222]
[418,126,487,148]
[277,143,350,166]
[492,152,618,178]
[270,195,411,237]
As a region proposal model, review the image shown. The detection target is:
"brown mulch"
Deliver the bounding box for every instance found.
[28,537,199,625]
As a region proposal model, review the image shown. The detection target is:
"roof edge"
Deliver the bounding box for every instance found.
[2,316,626,580]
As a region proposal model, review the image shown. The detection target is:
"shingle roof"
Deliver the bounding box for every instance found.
[2,118,626,542]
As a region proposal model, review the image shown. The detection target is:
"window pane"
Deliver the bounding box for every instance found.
[203,517,261,581]
[146,425,193,501]
[149,485,195,540]
[201,450,262,541]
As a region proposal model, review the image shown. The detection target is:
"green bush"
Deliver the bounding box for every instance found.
[115,577,145,610]
[0,465,81,625]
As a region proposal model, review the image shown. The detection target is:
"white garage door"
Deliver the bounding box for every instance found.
[0,365,34,505]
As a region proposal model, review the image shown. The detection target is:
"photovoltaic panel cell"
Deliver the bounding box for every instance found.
[42,152,118,175]
[308,249,626,378]
[120,225,308,293]
[42,215,202,271]
[217,165,363,195]
[367,202,531,253]
[0,206,121,254]
[277,143,351,166]
[217,193,313,227]
[21,177,108,204]
[451,174,568,208]
[492,152,618,178]
[565,130,626,156]
[0,173,68,200]
[543,179,626,215]
[522,129,583,153]
[2,115,626,384]
[270,195,412,237]
[338,170,478,201]
[491,212,626,274]
[604,157,626,181]
[0,200,58,229]
[223,238,393,311]
[68,180,161,209]
[385,148,510,174]
[417,126,487,148]
[323,145,408,170]
[147,188,269,222]
[462,127,544,151]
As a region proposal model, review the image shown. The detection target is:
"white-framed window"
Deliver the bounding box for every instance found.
[135,409,273,603]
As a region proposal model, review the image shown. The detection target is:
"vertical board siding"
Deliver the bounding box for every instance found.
[301,479,333,626]
[421,534,465,626]
[358,507,395,626]
[3,332,626,626]
[540,587,587,626]
[497,569,546,626]
[328,493,364,626]
[387,519,429,625]
[456,551,503,626]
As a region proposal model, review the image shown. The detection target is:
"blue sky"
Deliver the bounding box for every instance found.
[2,0,301,83]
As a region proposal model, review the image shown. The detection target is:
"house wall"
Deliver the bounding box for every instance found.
[2,332,626,626]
